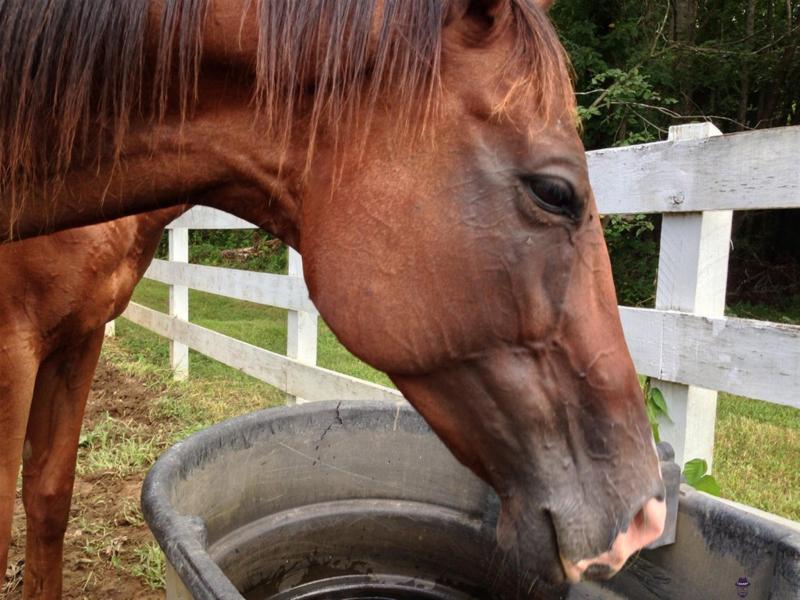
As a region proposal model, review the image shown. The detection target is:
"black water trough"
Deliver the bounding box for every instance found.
[141,401,800,600]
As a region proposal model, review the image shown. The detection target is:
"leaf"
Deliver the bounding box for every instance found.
[683,458,708,486]
[692,475,722,497]
[650,423,661,443]
[649,387,671,420]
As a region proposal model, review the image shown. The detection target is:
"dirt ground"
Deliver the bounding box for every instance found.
[4,360,164,600]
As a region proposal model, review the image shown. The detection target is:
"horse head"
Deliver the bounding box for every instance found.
[291,0,666,585]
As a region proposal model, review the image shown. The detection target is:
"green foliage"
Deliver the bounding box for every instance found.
[577,67,677,147]
[643,378,670,442]
[643,378,722,496]
[683,459,722,497]
[156,230,288,273]
[552,1,800,150]
[603,214,659,306]
[553,1,800,305]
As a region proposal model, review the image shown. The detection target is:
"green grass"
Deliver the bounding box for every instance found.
[128,279,392,387]
[77,414,165,478]
[729,296,800,325]
[127,541,166,590]
[714,394,800,519]
[116,278,800,523]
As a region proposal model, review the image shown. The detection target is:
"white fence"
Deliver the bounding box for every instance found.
[119,122,800,470]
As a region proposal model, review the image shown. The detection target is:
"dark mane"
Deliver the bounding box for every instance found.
[0,0,572,231]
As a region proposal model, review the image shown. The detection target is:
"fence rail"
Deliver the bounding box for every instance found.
[122,303,401,404]
[587,124,800,214]
[118,122,800,470]
[145,259,317,314]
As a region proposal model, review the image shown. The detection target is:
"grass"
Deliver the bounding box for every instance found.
[712,299,800,520]
[714,394,800,519]
[127,278,392,387]
[77,414,165,478]
[127,542,166,590]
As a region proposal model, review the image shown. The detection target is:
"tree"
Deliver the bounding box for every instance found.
[551,0,800,308]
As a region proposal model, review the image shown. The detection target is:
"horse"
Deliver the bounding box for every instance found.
[0,0,666,597]
[0,207,189,597]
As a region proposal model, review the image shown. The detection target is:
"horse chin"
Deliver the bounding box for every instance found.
[493,499,572,595]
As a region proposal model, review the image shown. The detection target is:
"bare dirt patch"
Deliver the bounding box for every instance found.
[5,359,166,599]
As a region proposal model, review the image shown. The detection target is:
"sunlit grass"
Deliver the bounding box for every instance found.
[128,278,392,386]
[127,541,166,590]
[714,394,800,521]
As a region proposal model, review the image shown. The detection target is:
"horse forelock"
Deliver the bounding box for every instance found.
[0,0,573,236]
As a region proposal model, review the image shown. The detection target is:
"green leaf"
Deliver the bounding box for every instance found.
[649,387,671,420]
[692,475,722,497]
[650,423,661,443]
[683,458,722,496]
[683,458,708,486]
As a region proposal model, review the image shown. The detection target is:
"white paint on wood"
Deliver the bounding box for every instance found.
[121,303,402,404]
[168,228,190,381]
[588,125,800,214]
[167,206,257,230]
[655,211,733,315]
[649,123,730,470]
[286,248,319,405]
[104,321,116,337]
[145,260,318,314]
[620,308,800,410]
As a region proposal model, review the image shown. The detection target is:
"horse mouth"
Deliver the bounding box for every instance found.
[553,495,667,583]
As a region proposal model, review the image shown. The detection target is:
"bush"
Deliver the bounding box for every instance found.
[603,214,659,307]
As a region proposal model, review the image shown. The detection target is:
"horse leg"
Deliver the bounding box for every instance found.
[0,349,37,579]
[21,329,104,600]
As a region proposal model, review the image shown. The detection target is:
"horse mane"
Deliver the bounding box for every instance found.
[0,0,572,232]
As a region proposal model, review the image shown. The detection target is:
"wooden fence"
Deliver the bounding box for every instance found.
[119,122,800,470]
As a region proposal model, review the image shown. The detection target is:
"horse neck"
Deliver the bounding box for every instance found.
[133,205,191,239]
[127,205,192,278]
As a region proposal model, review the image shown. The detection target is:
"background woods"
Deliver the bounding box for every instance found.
[550,0,800,310]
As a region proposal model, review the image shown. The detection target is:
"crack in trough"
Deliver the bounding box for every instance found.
[316,401,343,449]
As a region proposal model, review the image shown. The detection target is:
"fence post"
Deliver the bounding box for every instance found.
[168,227,190,381]
[104,321,115,337]
[286,248,318,405]
[652,122,732,470]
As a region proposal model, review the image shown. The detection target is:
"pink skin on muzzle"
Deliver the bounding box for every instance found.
[560,496,667,583]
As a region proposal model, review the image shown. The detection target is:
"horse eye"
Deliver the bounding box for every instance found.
[523,176,580,220]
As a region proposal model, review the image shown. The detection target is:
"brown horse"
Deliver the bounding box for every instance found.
[0,0,665,596]
[0,207,188,597]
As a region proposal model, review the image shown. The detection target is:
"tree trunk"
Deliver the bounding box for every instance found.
[674,0,698,43]
[757,3,799,126]
[738,0,757,130]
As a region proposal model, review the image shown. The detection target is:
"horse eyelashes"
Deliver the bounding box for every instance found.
[523,176,581,220]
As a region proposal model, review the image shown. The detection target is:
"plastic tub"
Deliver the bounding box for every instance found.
[141,401,800,599]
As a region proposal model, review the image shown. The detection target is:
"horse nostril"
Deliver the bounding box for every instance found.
[583,563,614,580]
[560,496,667,583]
[632,506,646,530]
